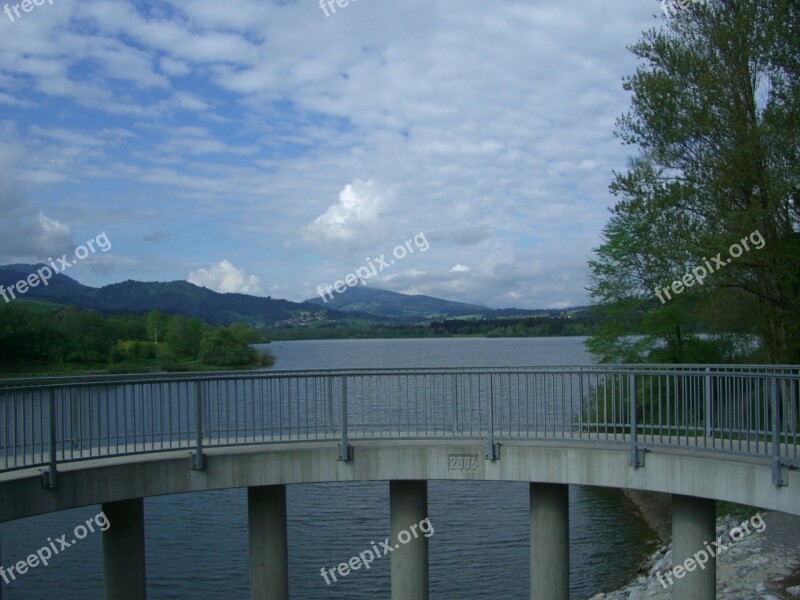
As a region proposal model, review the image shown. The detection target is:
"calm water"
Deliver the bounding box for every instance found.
[0,337,657,599]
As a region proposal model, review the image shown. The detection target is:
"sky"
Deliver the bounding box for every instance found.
[0,0,669,309]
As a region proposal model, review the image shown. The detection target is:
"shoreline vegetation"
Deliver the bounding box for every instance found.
[0,302,274,378]
[263,318,599,340]
[0,298,769,377]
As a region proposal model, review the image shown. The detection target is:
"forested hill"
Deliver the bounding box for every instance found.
[306,285,489,319]
[305,285,566,322]
[0,264,332,327]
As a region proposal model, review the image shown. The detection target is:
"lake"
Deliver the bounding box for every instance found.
[0,337,657,599]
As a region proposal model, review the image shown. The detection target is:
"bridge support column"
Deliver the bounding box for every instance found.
[390,480,429,600]
[530,483,569,600]
[102,497,146,600]
[248,485,289,600]
[672,495,716,600]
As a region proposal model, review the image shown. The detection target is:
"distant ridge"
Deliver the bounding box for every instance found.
[0,264,332,327]
[306,285,571,322]
[307,285,487,320]
[0,264,583,327]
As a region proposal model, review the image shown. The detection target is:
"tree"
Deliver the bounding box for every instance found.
[146,311,170,349]
[165,315,205,359]
[588,0,800,363]
[199,329,259,367]
[226,322,263,345]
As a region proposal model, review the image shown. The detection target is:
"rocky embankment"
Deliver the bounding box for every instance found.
[589,510,800,599]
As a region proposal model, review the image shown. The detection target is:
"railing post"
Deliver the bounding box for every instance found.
[452,374,460,433]
[629,373,643,468]
[486,374,499,460]
[192,380,205,470]
[772,377,785,486]
[327,377,335,434]
[339,376,353,461]
[42,388,58,489]
[704,367,713,438]
[70,387,79,450]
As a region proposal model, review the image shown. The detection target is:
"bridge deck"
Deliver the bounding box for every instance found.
[1,365,797,483]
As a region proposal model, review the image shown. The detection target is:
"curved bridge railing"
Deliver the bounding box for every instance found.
[1,365,797,488]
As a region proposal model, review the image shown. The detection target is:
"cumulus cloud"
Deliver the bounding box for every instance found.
[302,179,386,250]
[188,260,264,295]
[451,264,471,273]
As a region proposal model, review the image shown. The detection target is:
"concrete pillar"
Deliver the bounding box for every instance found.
[390,480,429,600]
[248,485,289,600]
[672,495,716,599]
[102,497,146,600]
[530,483,569,600]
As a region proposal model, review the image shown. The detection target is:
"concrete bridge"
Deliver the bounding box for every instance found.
[0,365,798,599]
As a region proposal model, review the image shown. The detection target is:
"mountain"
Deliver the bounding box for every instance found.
[0,264,582,328]
[0,264,336,327]
[306,285,560,322]
[307,285,487,321]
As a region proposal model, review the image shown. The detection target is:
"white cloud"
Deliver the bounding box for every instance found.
[159,57,191,77]
[451,264,471,273]
[188,260,264,296]
[0,93,30,107]
[36,212,71,246]
[302,179,386,250]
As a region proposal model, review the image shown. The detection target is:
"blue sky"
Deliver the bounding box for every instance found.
[0,0,665,308]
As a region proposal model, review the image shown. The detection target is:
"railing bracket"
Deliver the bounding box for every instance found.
[191,452,206,471]
[772,459,795,487]
[338,443,354,462]
[41,468,58,489]
[629,447,646,469]
[485,441,500,461]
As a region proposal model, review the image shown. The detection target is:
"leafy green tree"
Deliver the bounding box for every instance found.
[199,329,259,367]
[0,303,61,367]
[165,315,205,358]
[146,311,170,349]
[226,322,263,345]
[586,195,705,362]
[56,307,114,364]
[588,0,800,363]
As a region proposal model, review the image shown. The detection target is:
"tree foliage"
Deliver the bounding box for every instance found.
[588,0,800,363]
[199,329,262,367]
[0,303,273,374]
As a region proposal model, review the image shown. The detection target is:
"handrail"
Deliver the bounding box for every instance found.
[1,366,797,489]
[1,364,797,391]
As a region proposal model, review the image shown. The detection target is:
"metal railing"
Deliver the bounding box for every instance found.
[0,366,797,487]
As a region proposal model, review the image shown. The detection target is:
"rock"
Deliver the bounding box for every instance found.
[591,511,800,600]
